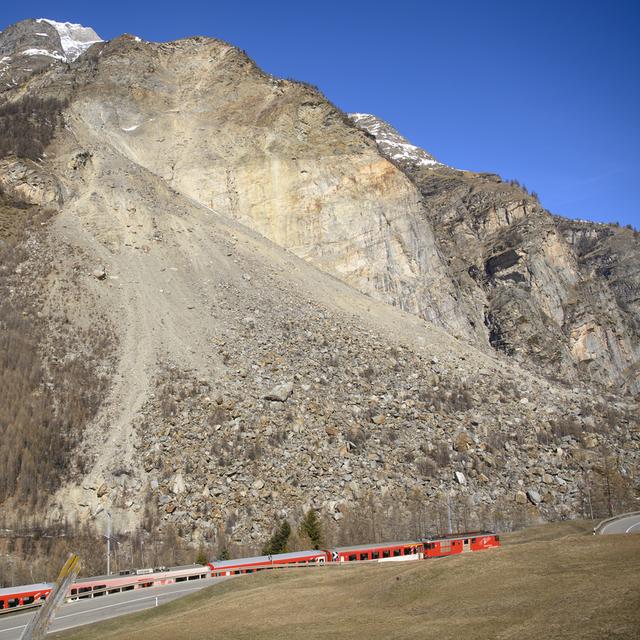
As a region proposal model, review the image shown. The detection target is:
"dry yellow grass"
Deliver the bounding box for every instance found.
[57,522,640,640]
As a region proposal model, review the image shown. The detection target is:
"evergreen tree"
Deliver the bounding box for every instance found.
[262,520,291,555]
[299,510,323,549]
[218,547,230,561]
[195,547,208,565]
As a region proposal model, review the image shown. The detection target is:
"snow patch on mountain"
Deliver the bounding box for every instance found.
[349,113,448,169]
[36,19,102,62]
[20,48,66,61]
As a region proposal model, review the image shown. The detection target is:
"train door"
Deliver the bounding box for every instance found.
[463,538,470,552]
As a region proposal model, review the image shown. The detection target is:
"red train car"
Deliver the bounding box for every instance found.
[326,541,422,563]
[209,549,326,577]
[423,531,500,558]
[0,583,52,611]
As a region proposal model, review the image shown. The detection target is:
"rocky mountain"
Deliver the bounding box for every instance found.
[349,114,640,393]
[0,18,637,556]
[0,18,101,89]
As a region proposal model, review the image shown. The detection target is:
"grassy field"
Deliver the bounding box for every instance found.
[56,521,640,640]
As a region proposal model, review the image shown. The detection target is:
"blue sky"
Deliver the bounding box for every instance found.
[2,0,639,227]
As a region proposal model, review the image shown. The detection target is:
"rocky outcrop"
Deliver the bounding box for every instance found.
[47,35,475,341]
[348,113,444,168]
[350,115,640,392]
[0,159,62,206]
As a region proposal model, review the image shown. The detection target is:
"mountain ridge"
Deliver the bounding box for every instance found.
[0,18,637,555]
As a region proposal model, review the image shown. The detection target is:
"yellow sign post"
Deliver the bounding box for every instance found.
[20,553,81,640]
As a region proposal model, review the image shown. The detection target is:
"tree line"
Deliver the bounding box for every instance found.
[0,96,68,161]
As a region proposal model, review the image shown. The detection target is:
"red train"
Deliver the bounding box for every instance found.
[0,565,209,613]
[0,583,52,611]
[208,531,500,575]
[0,532,500,613]
[422,531,501,557]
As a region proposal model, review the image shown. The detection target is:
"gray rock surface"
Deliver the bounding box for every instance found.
[263,381,293,402]
[350,114,640,393]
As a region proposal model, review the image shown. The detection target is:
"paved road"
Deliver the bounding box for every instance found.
[598,513,640,535]
[0,577,227,639]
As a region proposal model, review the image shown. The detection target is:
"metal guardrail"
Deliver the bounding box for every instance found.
[593,510,640,535]
[0,601,43,616]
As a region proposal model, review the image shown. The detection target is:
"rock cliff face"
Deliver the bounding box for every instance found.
[56,36,474,339]
[0,19,637,549]
[349,114,640,392]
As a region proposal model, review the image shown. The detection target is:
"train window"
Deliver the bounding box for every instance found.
[393,549,401,557]
[348,554,357,562]
[372,552,379,560]
[464,539,468,544]
[383,550,390,558]
[0,600,4,609]
[359,553,368,561]
[23,596,34,605]
[8,598,18,608]
[403,548,412,555]
[471,538,476,543]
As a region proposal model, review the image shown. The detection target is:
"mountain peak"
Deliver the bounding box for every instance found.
[348,112,447,170]
[0,18,102,64]
[35,18,102,62]
[0,18,103,90]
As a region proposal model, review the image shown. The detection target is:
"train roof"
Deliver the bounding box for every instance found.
[423,531,497,542]
[76,564,206,582]
[0,583,53,596]
[211,549,324,568]
[331,541,419,553]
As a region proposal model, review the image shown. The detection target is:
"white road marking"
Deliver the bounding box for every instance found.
[625,521,640,533]
[55,586,204,621]
[0,624,27,635]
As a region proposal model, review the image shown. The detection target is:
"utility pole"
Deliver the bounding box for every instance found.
[583,471,594,520]
[106,512,112,576]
